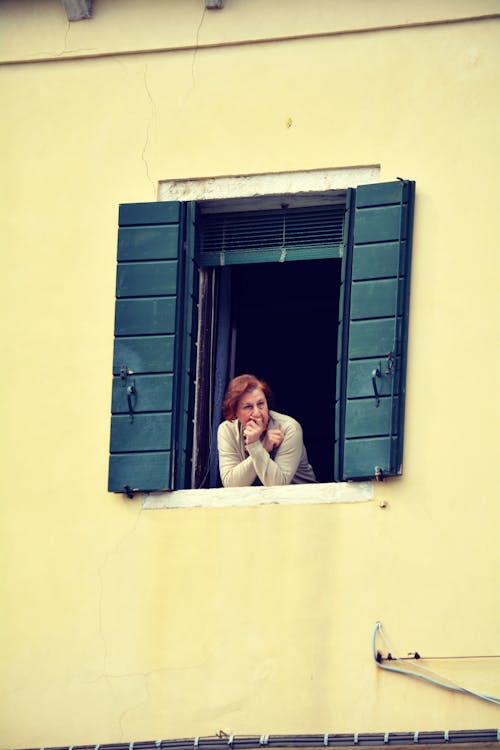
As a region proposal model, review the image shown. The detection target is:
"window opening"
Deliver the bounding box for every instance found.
[194,259,342,487]
[231,259,341,483]
[193,193,345,488]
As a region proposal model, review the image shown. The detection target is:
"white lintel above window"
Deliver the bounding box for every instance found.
[159,166,380,203]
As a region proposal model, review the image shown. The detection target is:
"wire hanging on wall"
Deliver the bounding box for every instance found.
[372,621,500,706]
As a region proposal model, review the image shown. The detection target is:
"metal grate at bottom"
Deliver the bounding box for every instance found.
[19,728,500,750]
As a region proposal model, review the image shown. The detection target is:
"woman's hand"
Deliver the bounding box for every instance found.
[263,425,285,453]
[243,417,266,445]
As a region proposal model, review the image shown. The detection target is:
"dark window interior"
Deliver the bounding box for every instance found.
[193,194,346,489]
[230,258,341,483]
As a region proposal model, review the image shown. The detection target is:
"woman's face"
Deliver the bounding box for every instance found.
[236,387,269,429]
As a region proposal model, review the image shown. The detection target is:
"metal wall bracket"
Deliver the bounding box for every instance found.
[61,0,92,21]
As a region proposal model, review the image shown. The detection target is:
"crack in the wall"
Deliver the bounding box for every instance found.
[142,64,157,198]
[77,656,217,739]
[55,18,97,56]
[117,674,151,741]
[192,6,206,89]
[180,5,206,111]
[113,648,220,738]
[55,20,71,57]
[79,655,217,687]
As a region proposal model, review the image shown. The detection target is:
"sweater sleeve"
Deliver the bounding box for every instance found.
[217,421,258,487]
[246,419,303,486]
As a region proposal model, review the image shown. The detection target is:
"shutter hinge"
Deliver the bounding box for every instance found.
[385,351,395,375]
[375,466,385,482]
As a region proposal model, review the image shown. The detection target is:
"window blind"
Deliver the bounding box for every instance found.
[197,204,345,265]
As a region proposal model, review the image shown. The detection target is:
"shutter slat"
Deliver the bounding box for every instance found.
[348,319,399,359]
[350,278,403,319]
[109,453,171,492]
[352,242,404,280]
[355,181,405,207]
[346,358,400,398]
[119,202,180,226]
[353,204,405,244]
[110,413,172,452]
[342,437,396,478]
[114,297,177,336]
[113,336,175,375]
[118,225,180,261]
[111,374,173,413]
[345,397,399,438]
[116,261,178,297]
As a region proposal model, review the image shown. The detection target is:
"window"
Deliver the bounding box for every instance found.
[193,195,345,486]
[108,180,415,494]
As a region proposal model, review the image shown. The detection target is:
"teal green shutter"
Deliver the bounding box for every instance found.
[335,180,415,481]
[108,201,194,493]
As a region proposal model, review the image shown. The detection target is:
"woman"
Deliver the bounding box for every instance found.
[217,374,317,487]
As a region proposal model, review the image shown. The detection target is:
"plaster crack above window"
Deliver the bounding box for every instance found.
[192,5,206,89]
[142,64,156,198]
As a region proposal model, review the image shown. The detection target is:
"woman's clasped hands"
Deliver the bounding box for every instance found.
[263,424,285,453]
[242,416,264,445]
[243,417,284,453]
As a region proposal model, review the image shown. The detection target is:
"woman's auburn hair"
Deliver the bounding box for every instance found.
[222,374,272,421]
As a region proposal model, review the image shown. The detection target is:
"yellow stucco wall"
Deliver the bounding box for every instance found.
[1,1,499,746]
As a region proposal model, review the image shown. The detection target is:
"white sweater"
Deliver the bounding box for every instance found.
[217,410,317,487]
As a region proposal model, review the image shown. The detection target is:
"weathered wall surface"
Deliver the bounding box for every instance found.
[1,1,499,746]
